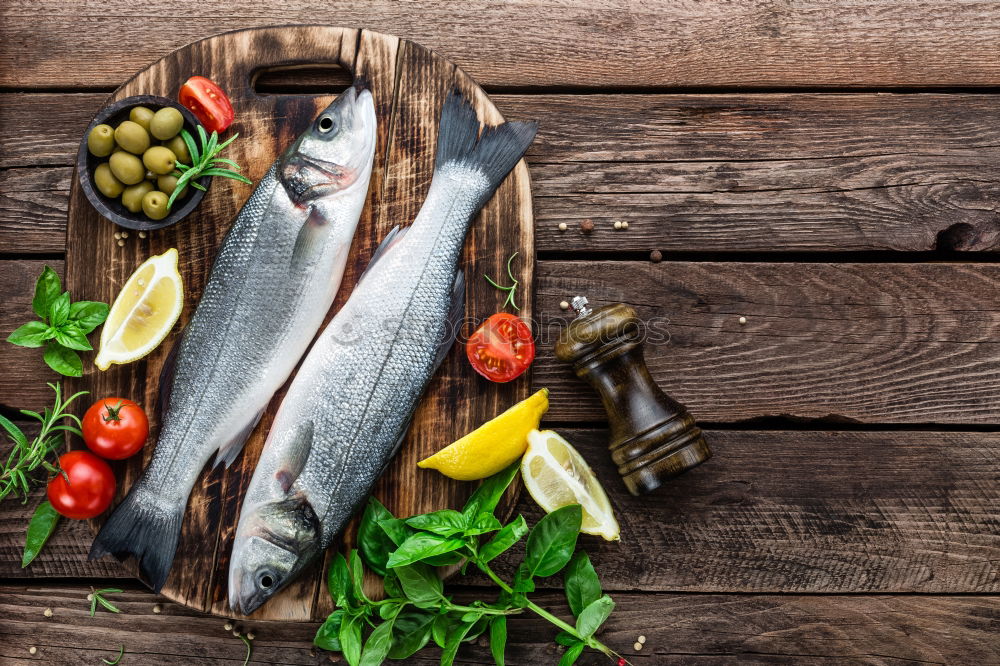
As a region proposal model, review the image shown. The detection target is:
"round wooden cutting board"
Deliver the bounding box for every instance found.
[64,26,534,621]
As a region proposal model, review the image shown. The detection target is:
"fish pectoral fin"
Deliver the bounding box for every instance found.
[276,420,314,493]
[432,270,466,373]
[291,206,328,269]
[213,408,266,469]
[357,225,408,285]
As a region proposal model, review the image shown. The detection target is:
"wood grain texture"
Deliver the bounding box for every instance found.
[6,429,998,594]
[6,3,1000,89]
[59,26,533,621]
[2,583,999,665]
[8,93,1000,255]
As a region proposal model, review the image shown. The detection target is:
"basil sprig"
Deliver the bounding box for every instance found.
[314,463,624,665]
[6,266,108,377]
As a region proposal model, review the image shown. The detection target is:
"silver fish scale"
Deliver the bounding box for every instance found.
[259,167,489,547]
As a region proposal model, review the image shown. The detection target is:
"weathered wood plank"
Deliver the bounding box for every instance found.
[5,2,1000,89]
[8,93,1000,254]
[5,430,998,594]
[2,583,998,664]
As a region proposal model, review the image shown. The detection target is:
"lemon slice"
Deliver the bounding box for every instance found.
[418,389,549,480]
[521,429,620,541]
[95,248,183,371]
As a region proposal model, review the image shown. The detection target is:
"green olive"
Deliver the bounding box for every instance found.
[141,190,170,220]
[156,174,187,199]
[109,151,145,185]
[129,106,155,132]
[150,107,184,140]
[87,124,116,157]
[93,163,124,198]
[163,135,191,164]
[121,181,154,214]
[142,146,177,175]
[114,120,150,154]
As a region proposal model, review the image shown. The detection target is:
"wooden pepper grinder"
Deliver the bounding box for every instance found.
[555,297,712,495]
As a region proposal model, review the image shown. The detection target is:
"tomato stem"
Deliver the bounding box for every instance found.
[103,401,124,423]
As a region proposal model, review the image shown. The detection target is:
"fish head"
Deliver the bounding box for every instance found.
[279,81,377,204]
[228,495,321,615]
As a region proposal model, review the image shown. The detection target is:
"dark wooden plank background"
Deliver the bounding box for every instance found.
[3,2,1000,664]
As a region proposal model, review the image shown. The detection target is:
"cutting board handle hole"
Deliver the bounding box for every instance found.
[252,65,354,96]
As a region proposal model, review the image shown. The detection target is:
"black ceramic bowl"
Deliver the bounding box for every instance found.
[77,95,210,231]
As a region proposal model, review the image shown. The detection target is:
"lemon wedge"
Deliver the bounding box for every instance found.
[95,248,183,371]
[521,429,620,541]
[418,388,549,480]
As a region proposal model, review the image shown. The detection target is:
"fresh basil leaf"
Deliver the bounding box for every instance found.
[6,321,52,348]
[554,630,578,647]
[378,517,415,547]
[386,532,465,568]
[465,615,489,642]
[43,342,82,377]
[558,641,585,666]
[490,616,507,666]
[32,266,61,319]
[465,512,503,536]
[382,569,403,599]
[480,515,528,563]
[358,618,395,666]
[462,461,520,520]
[387,610,435,659]
[314,609,345,651]
[394,563,443,608]
[441,619,476,665]
[359,497,396,576]
[525,504,581,578]
[327,552,351,607]
[512,562,535,594]
[379,601,400,620]
[22,500,60,568]
[575,594,614,638]
[48,292,70,327]
[564,551,602,617]
[423,550,465,567]
[348,549,368,603]
[53,324,92,351]
[404,509,468,537]
[339,614,363,666]
[69,301,109,334]
[431,612,452,648]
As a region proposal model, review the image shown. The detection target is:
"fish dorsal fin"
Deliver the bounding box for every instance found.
[357,225,407,285]
[432,270,466,373]
[275,420,314,493]
[213,408,266,468]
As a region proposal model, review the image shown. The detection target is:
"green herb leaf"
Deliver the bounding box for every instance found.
[22,500,60,568]
[6,320,52,348]
[54,324,92,351]
[69,301,109,334]
[326,552,351,607]
[575,594,614,638]
[378,517,415,547]
[554,630,578,647]
[101,644,125,666]
[480,515,528,563]
[180,129,200,165]
[43,341,82,377]
[441,619,477,666]
[431,612,452,648]
[564,551,602,617]
[314,609,345,651]
[348,549,367,603]
[382,569,403,599]
[404,509,468,537]
[525,504,582,578]
[358,497,396,576]
[0,414,27,448]
[465,512,503,536]
[558,641,585,666]
[394,563,443,608]
[386,532,466,568]
[462,461,520,520]
[387,610,435,659]
[423,550,465,567]
[48,292,71,327]
[358,617,395,666]
[32,266,62,319]
[489,615,507,666]
[338,614,363,666]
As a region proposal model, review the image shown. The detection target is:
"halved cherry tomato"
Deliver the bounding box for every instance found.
[82,397,149,460]
[178,76,235,133]
[47,451,115,520]
[466,313,535,383]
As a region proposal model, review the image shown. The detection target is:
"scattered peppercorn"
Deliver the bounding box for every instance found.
[224,622,234,631]
[580,219,594,234]
[558,222,567,231]
[153,604,162,614]
[622,221,629,229]
[117,239,125,247]
[114,232,122,240]
[739,316,747,325]
[138,231,147,239]
[650,250,662,263]
[246,632,255,641]
[613,221,622,230]
[560,300,570,310]
[638,635,646,644]
[634,641,643,650]
[121,231,129,238]
[29,646,37,655]
[43,607,53,617]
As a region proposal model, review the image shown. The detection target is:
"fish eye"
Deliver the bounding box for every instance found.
[258,572,275,589]
[318,116,335,133]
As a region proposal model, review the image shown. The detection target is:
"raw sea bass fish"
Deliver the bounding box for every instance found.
[89,84,378,591]
[229,92,537,614]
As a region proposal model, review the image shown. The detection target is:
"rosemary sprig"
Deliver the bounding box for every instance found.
[238,633,252,666]
[484,252,521,311]
[102,645,125,665]
[167,125,252,211]
[88,587,123,616]
[0,383,87,504]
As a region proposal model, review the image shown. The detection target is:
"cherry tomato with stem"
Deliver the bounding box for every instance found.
[178,76,235,134]
[466,312,535,383]
[82,397,148,460]
[47,451,115,520]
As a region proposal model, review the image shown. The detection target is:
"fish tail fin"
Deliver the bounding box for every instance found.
[434,90,537,200]
[88,480,184,592]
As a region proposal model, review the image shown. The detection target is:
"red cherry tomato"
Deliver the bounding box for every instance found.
[47,451,115,520]
[466,313,535,383]
[178,76,235,133]
[82,397,149,460]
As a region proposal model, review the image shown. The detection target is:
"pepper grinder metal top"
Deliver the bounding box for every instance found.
[555,297,712,495]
